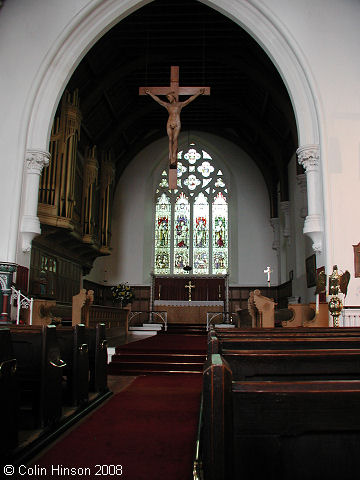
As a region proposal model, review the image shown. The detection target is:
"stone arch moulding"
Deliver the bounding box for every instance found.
[23,0,323,254]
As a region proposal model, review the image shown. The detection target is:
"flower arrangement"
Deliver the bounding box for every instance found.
[111,282,134,307]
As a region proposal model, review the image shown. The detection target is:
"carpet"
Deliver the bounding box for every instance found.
[32,374,202,480]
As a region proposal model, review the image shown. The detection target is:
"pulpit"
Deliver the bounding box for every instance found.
[152,274,228,325]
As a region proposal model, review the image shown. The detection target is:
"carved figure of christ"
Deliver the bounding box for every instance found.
[139,66,210,188]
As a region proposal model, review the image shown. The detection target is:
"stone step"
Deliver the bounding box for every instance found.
[108,361,204,375]
[111,353,206,363]
[129,324,163,331]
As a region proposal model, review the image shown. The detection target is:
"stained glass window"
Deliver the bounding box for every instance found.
[154,145,228,275]
[193,193,209,274]
[155,192,171,274]
[212,192,228,274]
[174,193,190,274]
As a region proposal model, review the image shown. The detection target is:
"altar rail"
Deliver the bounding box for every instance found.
[128,311,168,331]
[206,312,238,331]
[342,308,360,327]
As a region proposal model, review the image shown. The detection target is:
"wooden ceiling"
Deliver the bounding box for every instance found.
[67,0,298,211]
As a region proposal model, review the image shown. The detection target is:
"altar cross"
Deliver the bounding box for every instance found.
[185,280,196,302]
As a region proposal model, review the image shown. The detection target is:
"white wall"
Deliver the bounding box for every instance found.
[87,132,277,287]
[260,0,360,304]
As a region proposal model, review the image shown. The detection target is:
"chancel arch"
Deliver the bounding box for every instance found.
[17,0,323,266]
[1,0,329,314]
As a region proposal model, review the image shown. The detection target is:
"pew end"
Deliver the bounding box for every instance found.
[10,325,64,430]
[202,354,233,480]
[0,328,19,458]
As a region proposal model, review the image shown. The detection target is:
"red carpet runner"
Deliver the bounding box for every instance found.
[33,335,205,480]
[114,333,207,353]
[108,333,207,375]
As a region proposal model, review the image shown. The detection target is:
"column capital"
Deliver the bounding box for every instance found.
[296,144,320,171]
[25,149,51,174]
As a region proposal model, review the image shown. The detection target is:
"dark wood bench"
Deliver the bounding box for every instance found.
[208,331,360,354]
[86,323,108,394]
[213,326,360,336]
[0,328,18,457]
[222,348,360,381]
[202,353,360,480]
[10,325,65,429]
[232,379,360,480]
[56,324,89,406]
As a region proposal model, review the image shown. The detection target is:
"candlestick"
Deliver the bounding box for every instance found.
[158,284,161,300]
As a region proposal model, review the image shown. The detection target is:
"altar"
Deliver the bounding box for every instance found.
[154,300,223,324]
[151,274,229,325]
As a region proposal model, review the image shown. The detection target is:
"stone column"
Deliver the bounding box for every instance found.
[20,149,50,252]
[297,145,323,253]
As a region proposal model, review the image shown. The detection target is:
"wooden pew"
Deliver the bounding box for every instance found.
[10,325,65,429]
[202,354,233,480]
[203,354,360,480]
[86,323,108,394]
[0,328,18,456]
[208,330,360,354]
[222,348,360,381]
[56,324,89,406]
[213,326,360,336]
[232,379,360,480]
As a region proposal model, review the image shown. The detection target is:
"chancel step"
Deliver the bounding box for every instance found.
[108,333,207,375]
[108,361,204,375]
[109,352,206,375]
[159,323,208,335]
[111,352,206,363]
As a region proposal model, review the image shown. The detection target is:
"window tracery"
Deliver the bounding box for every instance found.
[154,145,228,275]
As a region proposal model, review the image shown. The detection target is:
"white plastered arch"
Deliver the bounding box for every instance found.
[22,0,322,256]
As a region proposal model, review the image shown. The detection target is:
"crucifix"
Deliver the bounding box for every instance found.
[139,66,210,188]
[264,266,273,287]
[185,280,196,302]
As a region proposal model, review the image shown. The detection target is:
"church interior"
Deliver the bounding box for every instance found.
[1,1,360,479]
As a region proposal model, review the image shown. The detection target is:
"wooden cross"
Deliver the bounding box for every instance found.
[185,280,196,302]
[139,66,210,101]
[139,66,210,189]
